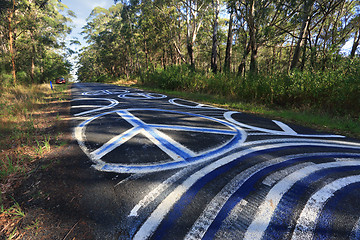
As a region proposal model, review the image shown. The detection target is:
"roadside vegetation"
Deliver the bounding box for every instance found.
[1,1,74,238]
[0,83,70,239]
[77,0,360,138]
[138,59,360,138]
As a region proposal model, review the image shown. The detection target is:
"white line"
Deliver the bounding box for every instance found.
[185,153,344,240]
[262,162,314,187]
[149,124,237,135]
[73,98,119,116]
[350,216,360,240]
[291,175,360,240]
[141,129,192,161]
[90,127,141,160]
[116,111,195,161]
[224,111,344,138]
[129,166,195,217]
[169,98,224,110]
[244,161,360,240]
[133,142,360,239]
[273,120,298,135]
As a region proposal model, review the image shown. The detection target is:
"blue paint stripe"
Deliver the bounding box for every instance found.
[314,182,360,240]
[151,148,360,239]
[263,165,360,240]
[102,145,358,173]
[148,124,237,135]
[201,155,357,240]
[143,125,193,159]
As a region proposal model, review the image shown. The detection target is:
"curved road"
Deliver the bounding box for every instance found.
[71,82,360,240]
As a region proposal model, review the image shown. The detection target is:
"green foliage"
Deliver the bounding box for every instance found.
[142,59,360,118]
[0,0,73,85]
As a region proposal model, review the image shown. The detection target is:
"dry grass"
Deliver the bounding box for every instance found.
[110,78,138,86]
[0,83,70,239]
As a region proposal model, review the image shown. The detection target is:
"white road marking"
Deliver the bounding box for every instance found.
[262,162,314,187]
[169,98,224,110]
[118,92,167,99]
[90,127,141,160]
[350,216,360,240]
[133,142,360,239]
[291,175,360,240]
[184,153,351,240]
[128,166,195,217]
[224,111,344,138]
[72,98,119,116]
[74,108,246,173]
[244,161,360,240]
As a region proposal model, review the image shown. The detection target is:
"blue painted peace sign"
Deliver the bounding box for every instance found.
[75,108,247,173]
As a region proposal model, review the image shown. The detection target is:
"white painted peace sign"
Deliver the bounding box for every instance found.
[75,108,246,173]
[224,111,344,138]
[71,98,119,116]
[118,92,167,99]
[82,89,129,95]
[169,98,224,110]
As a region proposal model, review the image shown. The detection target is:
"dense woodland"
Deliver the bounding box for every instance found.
[0,0,73,85]
[1,0,359,116]
[77,0,360,79]
[76,0,360,117]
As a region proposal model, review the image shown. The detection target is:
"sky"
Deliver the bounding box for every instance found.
[61,0,116,80]
[62,0,115,50]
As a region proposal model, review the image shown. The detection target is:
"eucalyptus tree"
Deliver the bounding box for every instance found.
[224,1,235,72]
[233,0,300,74]
[210,0,220,73]
[0,0,73,84]
[173,0,212,70]
[290,0,358,70]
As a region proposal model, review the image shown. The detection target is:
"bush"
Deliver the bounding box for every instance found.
[142,62,360,118]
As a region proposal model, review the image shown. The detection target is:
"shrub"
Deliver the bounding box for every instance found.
[142,62,360,118]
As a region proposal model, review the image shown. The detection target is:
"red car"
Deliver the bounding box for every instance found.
[55,77,66,84]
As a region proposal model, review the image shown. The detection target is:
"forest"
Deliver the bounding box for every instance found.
[77,0,360,117]
[0,0,73,85]
[79,0,360,77]
[1,0,360,117]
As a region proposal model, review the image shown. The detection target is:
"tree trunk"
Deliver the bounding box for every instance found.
[187,41,195,69]
[300,32,308,71]
[238,41,250,76]
[224,8,234,73]
[30,30,36,81]
[350,28,360,59]
[248,0,258,74]
[211,0,220,73]
[290,0,314,70]
[8,0,16,85]
[173,41,186,63]
[144,38,148,68]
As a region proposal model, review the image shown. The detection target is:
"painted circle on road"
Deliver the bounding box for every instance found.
[75,108,247,173]
[118,93,167,99]
[169,98,224,110]
[71,98,119,116]
[82,89,129,95]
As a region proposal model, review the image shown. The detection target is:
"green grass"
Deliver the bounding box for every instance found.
[0,82,69,196]
[133,85,360,139]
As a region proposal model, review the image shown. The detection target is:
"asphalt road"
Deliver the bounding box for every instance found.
[70,82,360,240]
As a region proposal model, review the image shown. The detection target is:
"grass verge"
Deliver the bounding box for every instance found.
[131,84,360,139]
[0,82,70,239]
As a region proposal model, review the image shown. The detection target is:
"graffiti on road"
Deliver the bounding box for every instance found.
[72,85,360,239]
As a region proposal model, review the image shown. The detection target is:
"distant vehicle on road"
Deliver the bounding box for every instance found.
[55,77,66,84]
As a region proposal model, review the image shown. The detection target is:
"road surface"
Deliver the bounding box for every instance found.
[70,82,360,240]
